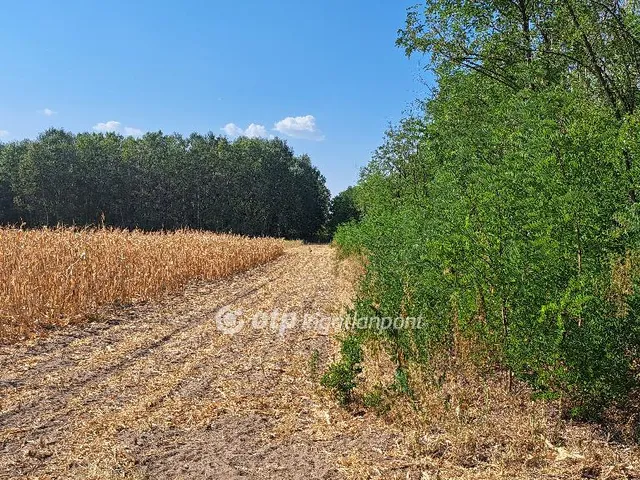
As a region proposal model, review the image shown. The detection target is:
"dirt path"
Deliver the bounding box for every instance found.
[0,245,405,479]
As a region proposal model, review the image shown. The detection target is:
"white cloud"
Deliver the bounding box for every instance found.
[0,130,9,139]
[244,123,267,138]
[221,122,268,139]
[273,114,324,141]
[91,121,143,137]
[222,123,244,137]
[93,120,121,133]
[41,108,56,116]
[124,126,143,137]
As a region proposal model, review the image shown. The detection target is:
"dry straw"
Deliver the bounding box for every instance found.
[0,227,284,343]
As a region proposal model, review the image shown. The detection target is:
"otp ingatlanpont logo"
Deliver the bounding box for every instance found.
[214,305,245,335]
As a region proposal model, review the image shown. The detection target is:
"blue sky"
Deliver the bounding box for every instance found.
[0,0,429,194]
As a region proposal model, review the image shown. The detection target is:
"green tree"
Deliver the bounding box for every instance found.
[327,186,361,237]
[0,129,329,241]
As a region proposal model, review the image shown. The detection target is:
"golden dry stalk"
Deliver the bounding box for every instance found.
[0,227,284,343]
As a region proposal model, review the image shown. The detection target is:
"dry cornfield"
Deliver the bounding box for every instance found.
[0,227,284,343]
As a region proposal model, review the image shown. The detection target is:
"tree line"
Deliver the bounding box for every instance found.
[0,129,330,240]
[328,0,640,416]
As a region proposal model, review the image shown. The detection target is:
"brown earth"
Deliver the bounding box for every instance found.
[1,244,639,480]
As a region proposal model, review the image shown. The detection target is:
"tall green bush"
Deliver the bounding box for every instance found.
[330,0,640,413]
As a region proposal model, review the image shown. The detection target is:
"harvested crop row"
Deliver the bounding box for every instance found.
[0,228,284,343]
